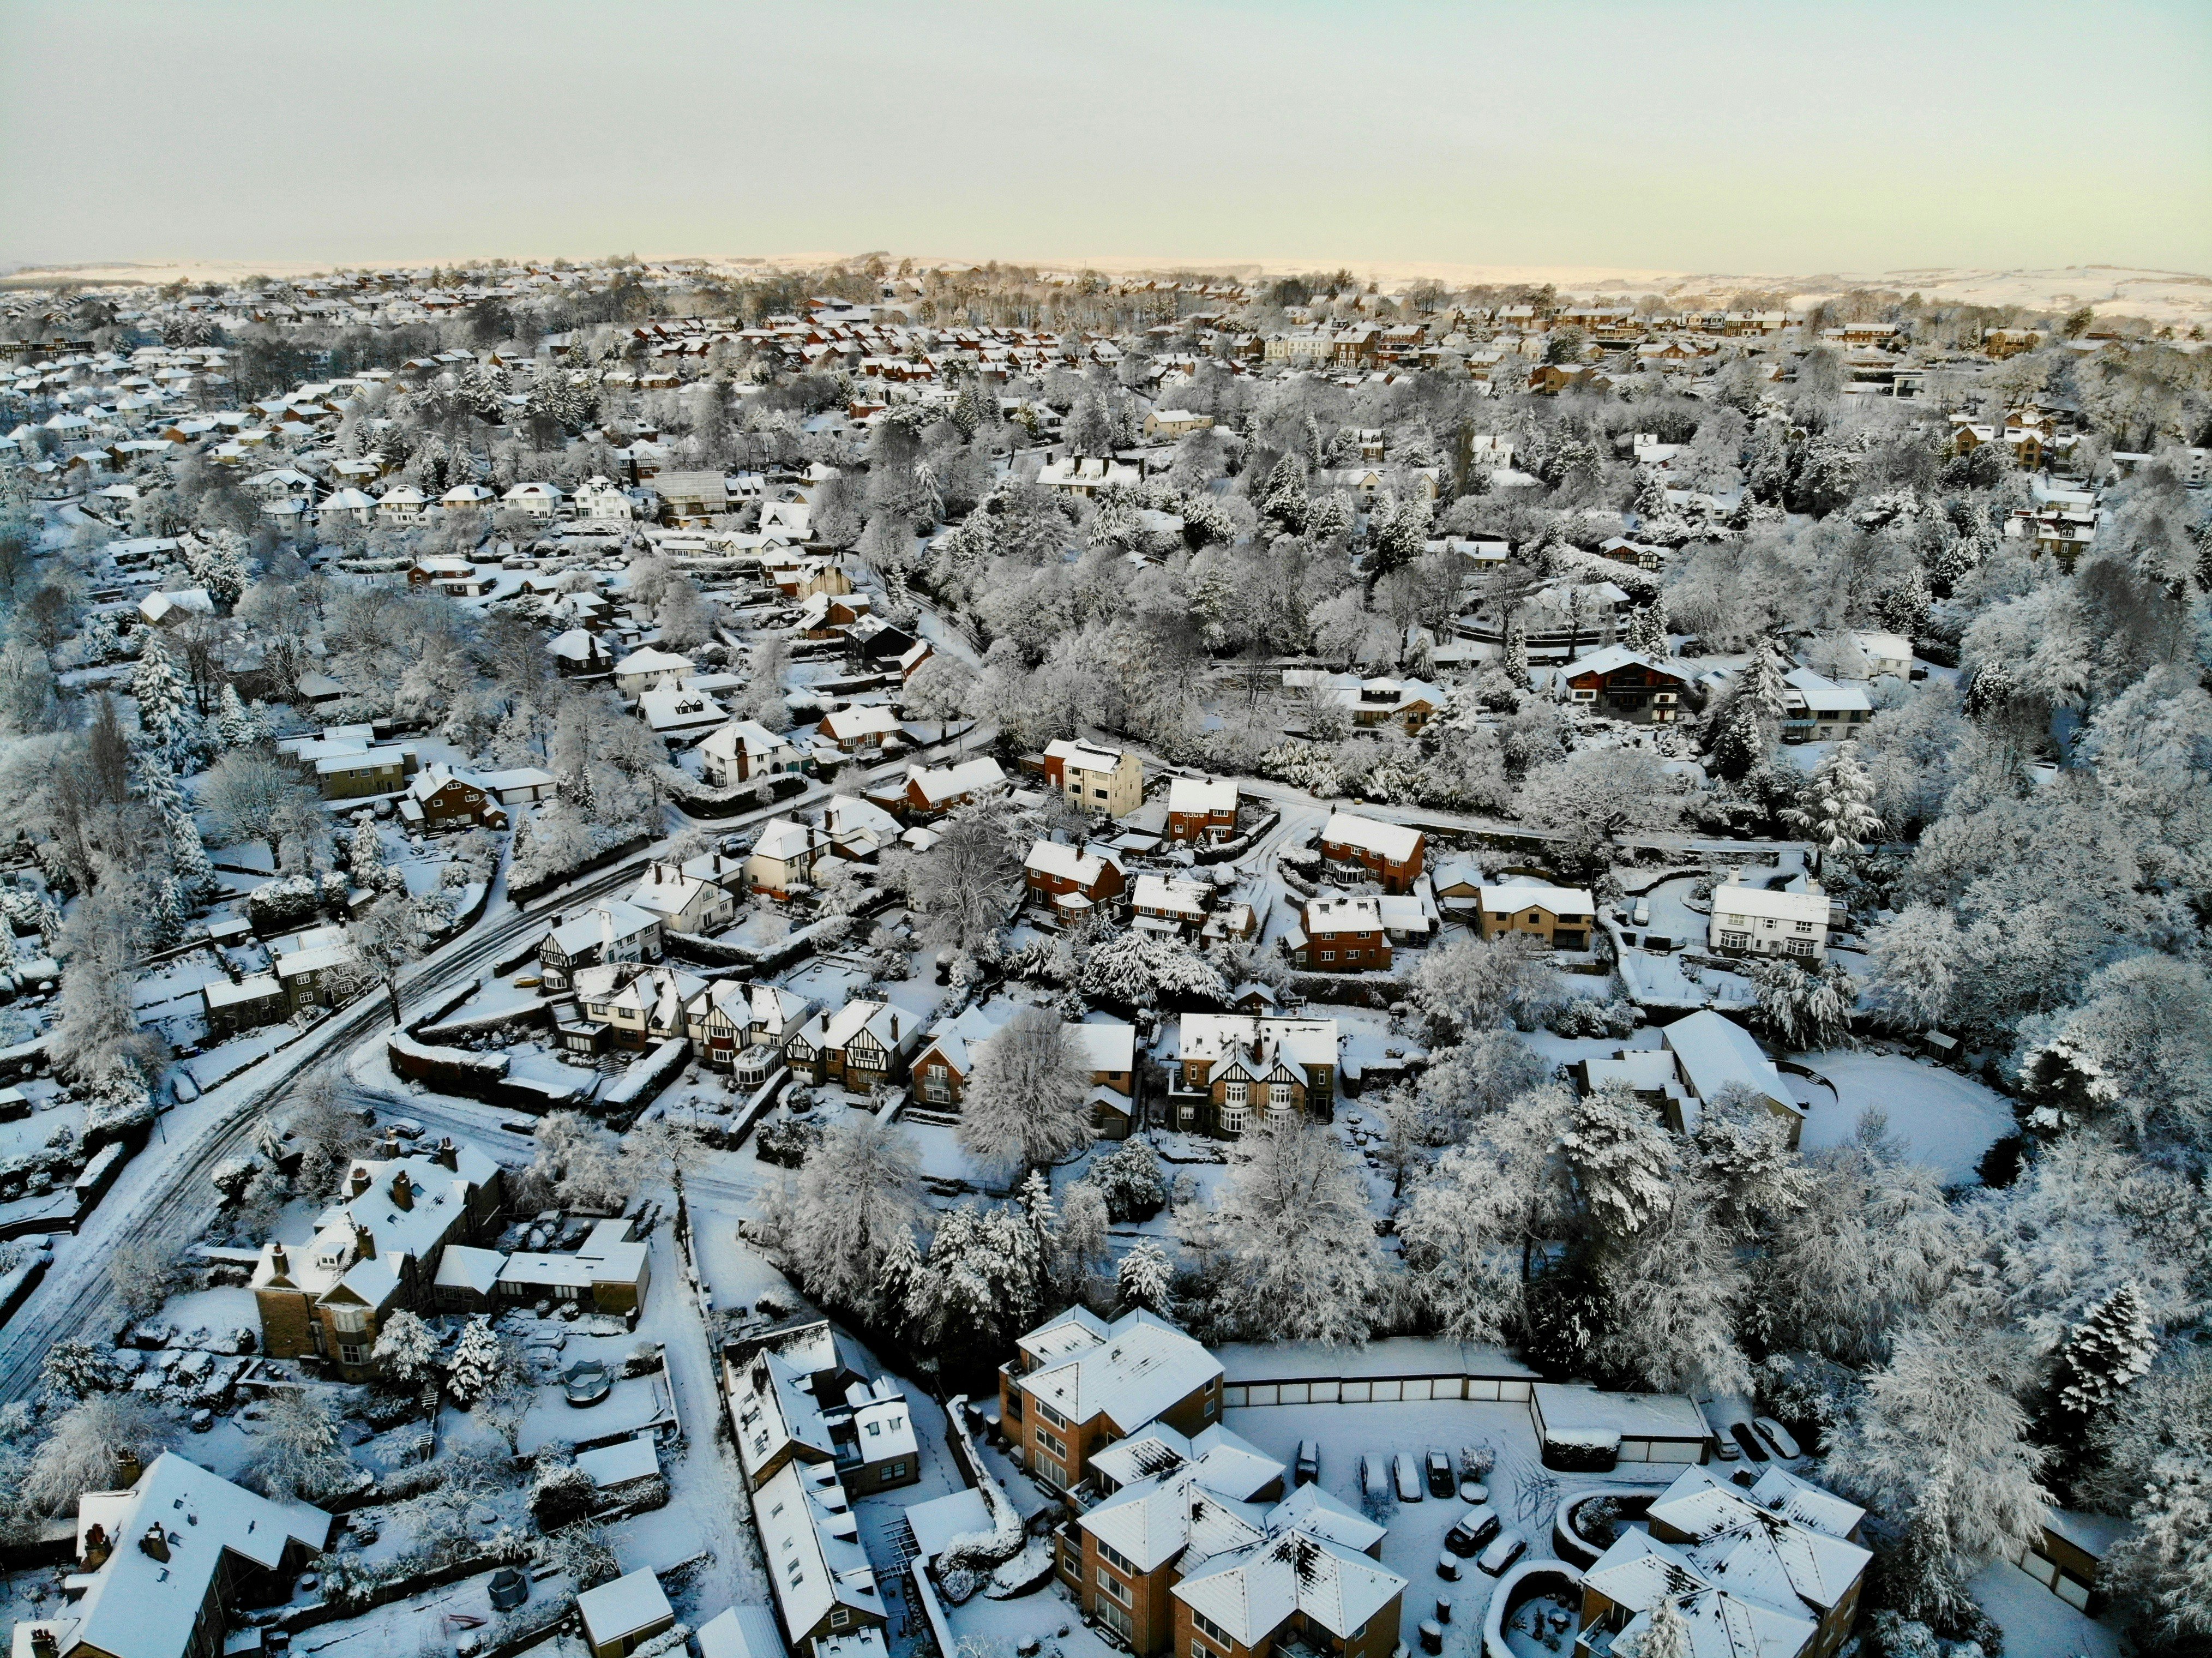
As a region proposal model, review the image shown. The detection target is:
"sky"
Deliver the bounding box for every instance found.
[4,0,2209,279]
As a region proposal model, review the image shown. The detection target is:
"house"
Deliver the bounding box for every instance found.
[137,587,215,628]
[314,744,414,801]
[907,1007,1136,1128]
[1165,777,1239,844]
[627,861,737,937]
[748,818,833,898]
[898,756,1006,819]
[408,554,486,596]
[639,686,729,744]
[684,982,818,1077]
[696,1606,788,1658]
[1476,884,1595,951]
[539,900,665,991]
[1658,1008,1800,1143]
[578,1570,677,1658]
[822,794,905,862]
[499,1217,653,1312]
[249,1139,504,1379]
[1560,646,1692,724]
[1576,1463,1870,1658]
[1283,671,1444,735]
[575,963,707,1051]
[752,1460,888,1654]
[1845,630,1913,679]
[997,1306,1224,1494]
[786,999,919,1092]
[1042,738,1144,817]
[1286,894,1390,971]
[1782,668,1872,742]
[615,647,696,698]
[1068,1422,1400,1658]
[269,927,356,1014]
[699,719,803,787]
[1143,409,1214,440]
[1023,839,1126,923]
[1317,812,1425,893]
[21,1455,330,1658]
[723,1318,919,1496]
[1037,455,1141,496]
[502,480,564,518]
[573,475,636,521]
[1709,873,1831,962]
[1131,872,1211,938]
[201,972,287,1039]
[1165,1014,1342,1136]
[399,764,506,831]
[550,627,614,678]
[817,703,903,753]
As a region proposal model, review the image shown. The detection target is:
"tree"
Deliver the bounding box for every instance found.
[1561,1086,1678,1239]
[244,1389,355,1501]
[1410,1030,1550,1142]
[1117,1239,1175,1315]
[23,1395,178,1515]
[372,1309,441,1388]
[911,809,1018,956]
[107,1237,181,1322]
[1624,1596,1691,1658]
[136,747,215,897]
[1183,1116,1389,1347]
[2018,954,2212,1152]
[51,884,164,1091]
[2106,1451,2212,1648]
[2051,1282,2156,1425]
[525,1113,632,1215]
[200,748,311,862]
[905,1198,1048,1363]
[1398,1090,1576,1343]
[1862,904,1960,1032]
[1516,746,1682,872]
[131,635,194,758]
[772,1113,926,1323]
[542,1521,621,1590]
[1625,605,1668,657]
[1824,1321,2049,1624]
[1782,744,1882,876]
[1407,934,1564,1039]
[1078,925,1229,1012]
[1748,957,1858,1052]
[345,891,422,1026]
[0,639,58,735]
[957,1008,1093,1183]
[446,1317,512,1407]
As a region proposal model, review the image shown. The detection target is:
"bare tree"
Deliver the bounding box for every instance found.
[200,748,314,862]
[344,892,422,1026]
[957,1008,1093,1183]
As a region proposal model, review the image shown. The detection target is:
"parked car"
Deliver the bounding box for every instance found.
[1426,1450,1454,1498]
[1360,1453,1384,1496]
[1296,1440,1320,1488]
[1476,1528,1528,1576]
[1728,1421,1770,1462]
[1754,1417,1802,1459]
[1713,1428,1741,1461]
[1445,1505,1502,1557]
[1632,897,1651,927]
[1393,1452,1423,1502]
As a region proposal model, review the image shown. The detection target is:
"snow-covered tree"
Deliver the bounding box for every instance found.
[2017,954,2212,1152]
[1825,1321,2049,1623]
[2051,1282,2156,1423]
[906,1199,1047,1361]
[1862,904,1960,1032]
[1622,1596,1691,1658]
[1406,933,1564,1040]
[23,1395,178,1515]
[1782,744,1882,875]
[372,1309,441,1388]
[2107,1452,2212,1648]
[199,748,312,862]
[344,891,422,1025]
[244,1389,354,1501]
[1182,1116,1389,1347]
[1088,1135,1168,1221]
[213,682,259,749]
[50,884,164,1091]
[1411,1030,1550,1143]
[771,1113,926,1323]
[131,636,194,759]
[525,1113,632,1215]
[958,1010,1093,1183]
[1748,957,1857,1052]
[1078,924,1229,1012]
[1561,1086,1677,1238]
[446,1317,512,1407]
[1625,605,1668,657]
[1117,1239,1175,1315]
[38,1340,123,1401]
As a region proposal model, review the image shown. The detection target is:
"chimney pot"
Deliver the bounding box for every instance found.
[390,1172,413,1211]
[348,1166,371,1196]
[139,1524,169,1562]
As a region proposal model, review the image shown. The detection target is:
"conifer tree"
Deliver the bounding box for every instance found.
[132,636,193,758]
[1626,605,1668,657]
[2053,1282,2155,1421]
[135,747,215,897]
[1117,1239,1175,1316]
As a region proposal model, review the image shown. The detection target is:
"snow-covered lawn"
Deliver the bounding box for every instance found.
[1794,1049,2014,1183]
[1969,1556,2125,1658]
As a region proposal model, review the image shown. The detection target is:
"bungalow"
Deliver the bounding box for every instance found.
[1024,838,1126,923]
[748,818,833,897]
[818,703,903,753]
[1318,812,1425,893]
[1560,645,1692,725]
[476,766,559,807]
[1286,894,1391,971]
[1165,1014,1342,1136]
[138,586,217,629]
[1475,884,1595,951]
[500,1217,653,1312]
[1143,408,1214,440]
[638,686,729,744]
[1165,777,1239,844]
[441,482,498,513]
[1658,1008,1800,1143]
[699,719,803,788]
[1042,738,1144,817]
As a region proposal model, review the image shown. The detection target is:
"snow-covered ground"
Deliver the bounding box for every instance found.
[1794,1049,2015,1184]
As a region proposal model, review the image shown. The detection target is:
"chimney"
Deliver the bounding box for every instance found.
[348,1166,372,1197]
[82,1523,111,1569]
[435,1136,458,1170]
[31,1631,55,1658]
[139,1524,170,1563]
[380,1128,402,1158]
[268,1242,289,1279]
[389,1172,412,1211]
[115,1449,143,1488]
[353,1223,375,1260]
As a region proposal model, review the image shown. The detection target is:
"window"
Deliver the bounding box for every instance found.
[1786,937,1816,958]
[1192,1610,1235,1652]
[1319,951,1335,963]
[329,1306,368,1334]
[1093,788,1109,801]
[1794,920,1815,934]
[884,1462,907,1480]
[1096,1569,1132,1605]
[1269,1083,1293,1107]
[1720,930,1750,950]
[1098,1541,1138,1576]
[1221,1104,1248,1134]
[339,1343,366,1367]
[923,1064,950,1103]
[1223,1081,1248,1105]
[830,1612,850,1630]
[1037,1399,1067,1429]
[1036,1427,1067,1459]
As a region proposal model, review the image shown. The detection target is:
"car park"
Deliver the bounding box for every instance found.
[1426,1450,1454,1497]
[1728,1421,1770,1462]
[1296,1440,1320,1487]
[1754,1417,1802,1459]
[1393,1452,1423,1501]
[1476,1529,1527,1576]
[1445,1505,1501,1557]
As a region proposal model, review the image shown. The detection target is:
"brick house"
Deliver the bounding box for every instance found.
[1164,1014,1341,1137]
[249,1139,504,1380]
[1317,812,1425,893]
[1577,1464,1870,1658]
[539,900,665,991]
[1165,777,1239,844]
[899,756,1006,820]
[400,763,507,830]
[1042,738,1144,818]
[1024,839,1126,922]
[1561,645,1692,725]
[785,999,920,1091]
[1475,884,1595,951]
[1132,872,1211,939]
[817,702,903,753]
[997,1307,1224,1495]
[723,1318,919,1497]
[1286,894,1391,971]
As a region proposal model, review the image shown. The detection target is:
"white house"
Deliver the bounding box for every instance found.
[1708,873,1831,962]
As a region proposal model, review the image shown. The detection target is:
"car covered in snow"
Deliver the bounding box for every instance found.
[1476,1527,1528,1576]
[1426,1449,1454,1497]
[1445,1505,1502,1557]
[1393,1452,1422,1501]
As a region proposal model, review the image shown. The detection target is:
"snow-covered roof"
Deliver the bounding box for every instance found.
[754,1461,882,1640]
[432,1244,504,1296]
[1066,1020,1135,1074]
[820,703,902,740]
[546,899,661,958]
[696,1605,787,1658]
[1532,1383,1709,1443]
[699,718,796,760]
[1014,1306,1221,1433]
[577,1569,674,1646]
[751,818,830,864]
[1024,839,1120,886]
[1133,872,1209,918]
[1304,893,1382,933]
[1319,811,1422,863]
[1660,1011,1791,1126]
[576,1434,662,1489]
[1174,1015,1339,1074]
[905,756,1006,806]
[1477,883,1594,917]
[1044,737,1129,773]
[1167,777,1239,815]
[1710,881,1829,925]
[1173,1527,1406,1646]
[58,1455,330,1658]
[1646,1465,1871,1615]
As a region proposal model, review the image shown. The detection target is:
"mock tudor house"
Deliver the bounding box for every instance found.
[1476,884,1596,951]
[1318,812,1424,892]
[998,1307,1224,1495]
[1561,645,1693,725]
[906,1006,1138,1131]
[1165,1014,1342,1136]
[539,900,665,990]
[250,1138,503,1380]
[1165,777,1240,844]
[1042,738,1144,818]
[785,999,921,1092]
[1285,894,1391,971]
[1576,1464,1870,1658]
[400,763,507,830]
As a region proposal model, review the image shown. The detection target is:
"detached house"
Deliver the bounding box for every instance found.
[997,1307,1224,1495]
[785,999,920,1092]
[1476,884,1596,951]
[1042,738,1144,818]
[1781,668,1872,743]
[1286,894,1390,971]
[1023,838,1127,922]
[1561,646,1692,724]
[898,756,1006,820]
[699,719,802,788]
[250,1139,504,1380]
[748,818,833,898]
[539,899,665,990]
[1708,872,1831,962]
[818,703,903,753]
[400,763,507,830]
[724,1318,919,1497]
[1165,777,1239,844]
[1318,812,1424,893]
[627,861,738,936]
[1166,1014,1341,1136]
